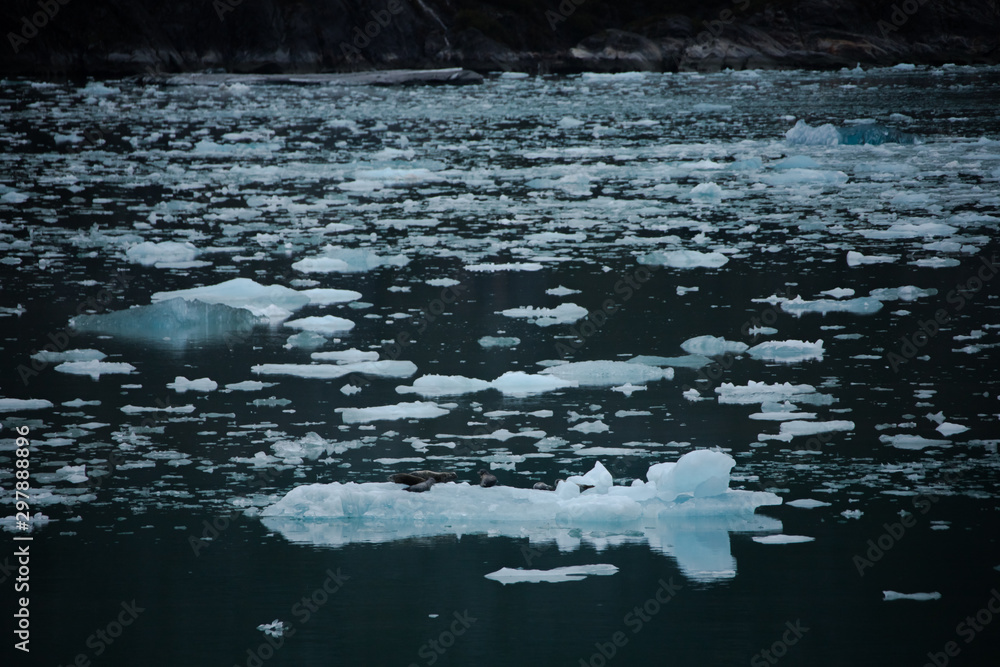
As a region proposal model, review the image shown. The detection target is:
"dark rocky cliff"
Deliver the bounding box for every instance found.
[2,0,998,77]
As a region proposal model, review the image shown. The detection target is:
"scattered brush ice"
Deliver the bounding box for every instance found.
[121,404,194,414]
[426,278,460,287]
[569,420,610,434]
[35,465,88,484]
[936,422,969,436]
[786,499,832,509]
[682,336,749,356]
[780,420,853,436]
[761,169,848,186]
[785,120,840,146]
[879,434,951,450]
[541,361,672,386]
[252,360,416,380]
[781,296,883,317]
[485,564,618,585]
[638,250,729,269]
[612,383,646,397]
[820,288,855,299]
[1,512,50,532]
[748,340,823,363]
[499,303,587,327]
[167,376,218,393]
[466,262,543,272]
[479,336,520,349]
[284,315,355,335]
[753,535,815,544]
[336,401,450,423]
[125,241,200,267]
[773,155,821,170]
[546,286,580,296]
[0,398,54,412]
[311,349,379,363]
[257,620,285,638]
[225,381,273,392]
[73,298,263,341]
[883,591,941,602]
[272,432,372,463]
[292,246,409,273]
[913,257,960,268]
[785,120,914,145]
[30,349,106,363]
[55,360,136,379]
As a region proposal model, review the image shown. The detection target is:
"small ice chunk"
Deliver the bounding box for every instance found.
[167,376,218,392]
[882,591,941,602]
[879,434,951,450]
[252,361,416,379]
[284,315,355,335]
[611,383,646,397]
[55,360,136,379]
[748,340,823,363]
[546,286,580,296]
[569,420,610,434]
[485,564,618,584]
[786,499,831,509]
[541,361,672,386]
[478,336,520,349]
[396,375,492,397]
[0,398,54,413]
[225,381,272,392]
[779,420,854,437]
[336,401,450,423]
[311,349,380,363]
[681,335,749,356]
[847,251,897,266]
[819,288,855,299]
[936,422,969,436]
[780,296,883,317]
[841,509,863,519]
[499,303,588,327]
[292,246,409,273]
[753,535,815,544]
[490,371,578,396]
[466,262,543,272]
[30,349,106,363]
[638,250,729,269]
[125,241,199,267]
[257,620,285,638]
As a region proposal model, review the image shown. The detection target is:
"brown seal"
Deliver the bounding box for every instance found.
[403,478,437,493]
[532,482,555,491]
[478,469,498,488]
[389,470,457,485]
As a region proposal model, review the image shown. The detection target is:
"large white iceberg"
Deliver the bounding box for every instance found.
[258,449,782,582]
[71,298,264,342]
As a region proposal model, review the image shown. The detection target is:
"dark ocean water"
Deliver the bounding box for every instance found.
[2,66,1000,666]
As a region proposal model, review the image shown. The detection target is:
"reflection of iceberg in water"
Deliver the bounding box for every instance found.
[257,450,783,583]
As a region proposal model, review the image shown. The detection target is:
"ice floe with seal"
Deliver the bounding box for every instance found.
[257,450,783,582]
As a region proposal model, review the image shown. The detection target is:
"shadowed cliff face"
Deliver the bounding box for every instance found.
[2,0,998,76]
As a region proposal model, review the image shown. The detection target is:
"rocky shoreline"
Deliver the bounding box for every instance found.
[2,0,998,78]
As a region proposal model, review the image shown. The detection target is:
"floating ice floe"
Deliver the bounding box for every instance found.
[883,591,941,602]
[779,420,854,437]
[936,422,969,436]
[225,381,273,392]
[716,381,833,406]
[540,361,673,387]
[748,340,824,363]
[311,349,380,363]
[879,434,951,450]
[780,296,883,317]
[284,315,356,335]
[752,534,815,544]
[0,398,54,413]
[847,251,898,266]
[396,372,576,398]
[258,450,783,582]
[499,303,588,327]
[638,250,729,269]
[785,120,915,146]
[690,182,723,203]
[681,335,748,356]
[252,360,417,379]
[55,360,136,379]
[152,278,359,320]
[466,262,544,272]
[479,336,520,348]
[335,401,450,423]
[869,286,938,302]
[292,246,409,273]
[72,298,264,341]
[30,349,106,363]
[167,376,218,392]
[271,432,374,463]
[125,241,201,267]
[760,169,848,186]
[785,499,831,509]
[485,564,618,585]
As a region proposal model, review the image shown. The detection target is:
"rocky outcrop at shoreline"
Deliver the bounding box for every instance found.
[2,0,998,78]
